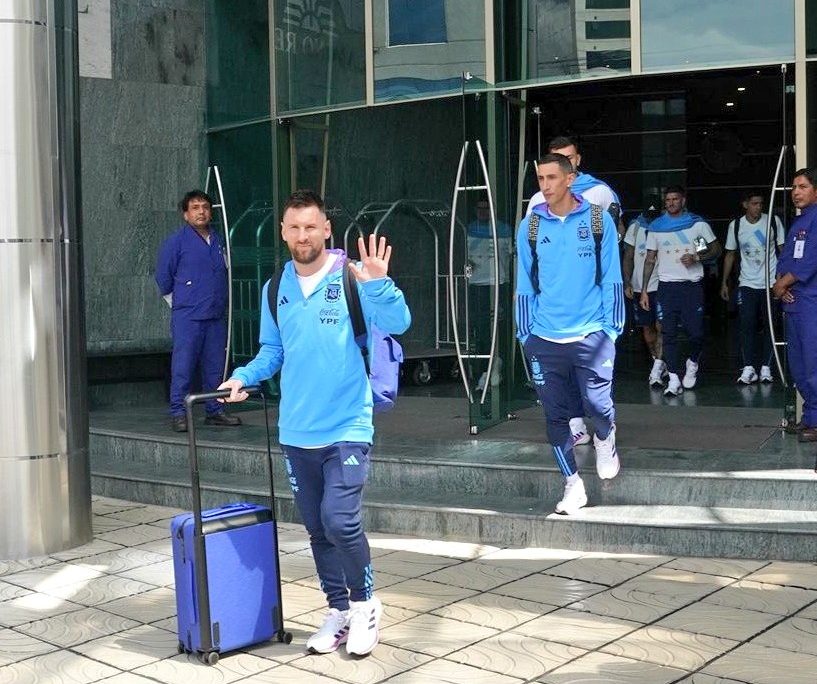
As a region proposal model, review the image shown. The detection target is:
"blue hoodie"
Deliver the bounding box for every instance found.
[516,197,625,342]
[231,250,411,446]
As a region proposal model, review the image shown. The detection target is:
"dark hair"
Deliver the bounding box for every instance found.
[536,153,574,175]
[283,189,325,215]
[742,189,764,202]
[547,135,579,153]
[179,190,213,212]
[793,167,817,188]
[664,185,686,197]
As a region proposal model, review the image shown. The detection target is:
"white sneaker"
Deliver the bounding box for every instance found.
[594,425,620,480]
[346,596,382,656]
[760,366,774,383]
[554,476,588,515]
[306,608,349,654]
[648,358,667,387]
[664,373,683,396]
[570,417,591,446]
[738,366,758,385]
[682,359,699,389]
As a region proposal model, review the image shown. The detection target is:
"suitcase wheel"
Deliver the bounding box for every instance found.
[177,642,185,654]
[198,651,219,666]
[277,629,293,644]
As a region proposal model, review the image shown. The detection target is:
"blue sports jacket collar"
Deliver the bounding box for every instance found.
[648,211,705,233]
[531,195,588,221]
[571,171,607,196]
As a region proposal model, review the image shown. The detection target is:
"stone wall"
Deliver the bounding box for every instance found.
[80,0,207,354]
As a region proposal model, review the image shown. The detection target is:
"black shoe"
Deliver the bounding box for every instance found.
[204,412,242,427]
[171,416,187,433]
[785,421,805,434]
[798,426,817,443]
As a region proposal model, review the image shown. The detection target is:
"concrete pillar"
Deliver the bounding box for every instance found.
[0,0,91,559]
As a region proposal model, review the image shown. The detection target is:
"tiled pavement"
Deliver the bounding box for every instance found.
[2,498,817,683]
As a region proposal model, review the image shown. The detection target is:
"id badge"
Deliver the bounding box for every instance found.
[794,239,805,259]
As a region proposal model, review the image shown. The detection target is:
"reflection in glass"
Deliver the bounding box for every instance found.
[373,0,485,102]
[527,0,631,81]
[641,0,794,72]
[273,0,366,114]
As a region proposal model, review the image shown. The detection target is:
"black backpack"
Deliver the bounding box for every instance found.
[527,203,605,293]
[266,263,402,412]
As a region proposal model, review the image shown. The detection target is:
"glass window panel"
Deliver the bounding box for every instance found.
[526,0,631,83]
[586,0,629,8]
[808,0,817,56]
[206,0,270,128]
[373,0,485,102]
[585,20,629,40]
[641,0,794,72]
[388,0,447,46]
[273,0,366,114]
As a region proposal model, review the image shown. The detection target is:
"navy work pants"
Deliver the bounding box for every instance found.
[786,312,817,427]
[524,332,616,477]
[282,442,374,611]
[170,316,226,417]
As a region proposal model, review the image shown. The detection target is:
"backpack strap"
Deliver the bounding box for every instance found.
[343,262,370,375]
[527,212,541,295]
[266,269,285,327]
[591,203,604,286]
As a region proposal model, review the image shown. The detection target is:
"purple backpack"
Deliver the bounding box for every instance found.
[267,263,403,412]
[342,263,403,412]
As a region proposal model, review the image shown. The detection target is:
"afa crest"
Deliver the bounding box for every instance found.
[577,226,590,241]
[325,283,341,302]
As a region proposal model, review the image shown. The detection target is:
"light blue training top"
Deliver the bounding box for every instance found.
[231,251,411,447]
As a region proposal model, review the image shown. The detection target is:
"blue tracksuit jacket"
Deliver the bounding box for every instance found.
[516,197,625,342]
[231,251,411,446]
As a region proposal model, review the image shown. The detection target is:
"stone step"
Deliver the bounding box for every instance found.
[90,429,817,511]
[91,457,817,561]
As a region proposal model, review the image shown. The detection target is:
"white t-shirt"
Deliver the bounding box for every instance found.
[297,253,338,298]
[526,184,618,217]
[646,221,717,283]
[623,221,659,293]
[724,214,785,290]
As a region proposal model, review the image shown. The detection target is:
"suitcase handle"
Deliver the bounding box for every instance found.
[183,386,275,539]
[183,384,281,655]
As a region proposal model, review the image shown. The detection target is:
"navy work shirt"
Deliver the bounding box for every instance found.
[777,203,817,314]
[155,224,228,320]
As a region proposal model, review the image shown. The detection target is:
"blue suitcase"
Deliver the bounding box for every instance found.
[171,387,292,665]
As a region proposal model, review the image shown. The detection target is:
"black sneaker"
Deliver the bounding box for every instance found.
[204,412,242,427]
[171,416,187,433]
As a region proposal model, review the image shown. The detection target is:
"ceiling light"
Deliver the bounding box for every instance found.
[726,102,735,107]
[737,87,746,92]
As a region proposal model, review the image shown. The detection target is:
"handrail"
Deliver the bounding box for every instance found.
[475,140,499,406]
[449,142,473,403]
[205,166,233,382]
[766,145,788,386]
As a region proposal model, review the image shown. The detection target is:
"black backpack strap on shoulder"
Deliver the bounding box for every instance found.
[343,262,370,374]
[527,212,541,294]
[266,270,284,327]
[591,203,604,286]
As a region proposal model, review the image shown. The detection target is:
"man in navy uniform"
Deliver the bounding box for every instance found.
[773,168,817,442]
[156,190,241,432]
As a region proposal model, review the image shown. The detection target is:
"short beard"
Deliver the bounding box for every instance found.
[290,244,323,265]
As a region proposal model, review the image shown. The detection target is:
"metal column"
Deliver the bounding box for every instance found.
[0,0,91,559]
